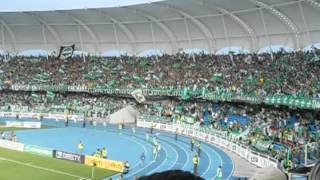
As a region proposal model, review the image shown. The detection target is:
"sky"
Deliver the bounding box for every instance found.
[0,0,164,12]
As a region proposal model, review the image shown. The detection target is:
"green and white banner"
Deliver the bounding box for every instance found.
[24,144,53,157]
[57,44,75,60]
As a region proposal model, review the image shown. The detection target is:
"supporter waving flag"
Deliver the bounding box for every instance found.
[57,44,75,60]
[46,91,55,100]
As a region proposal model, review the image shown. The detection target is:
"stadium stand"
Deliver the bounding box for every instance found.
[0,0,320,179]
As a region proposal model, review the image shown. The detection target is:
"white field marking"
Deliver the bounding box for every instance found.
[0,156,90,180]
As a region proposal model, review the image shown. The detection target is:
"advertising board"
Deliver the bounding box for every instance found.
[53,150,84,163]
[0,139,24,151]
[24,145,52,157]
[84,156,124,172]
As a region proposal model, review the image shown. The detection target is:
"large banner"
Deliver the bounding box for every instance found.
[53,150,84,164]
[84,156,124,173]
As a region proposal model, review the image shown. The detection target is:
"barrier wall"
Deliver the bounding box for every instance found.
[53,150,84,164]
[137,120,278,169]
[24,145,53,157]
[0,139,25,152]
[0,112,83,121]
[84,156,124,173]
[5,121,41,128]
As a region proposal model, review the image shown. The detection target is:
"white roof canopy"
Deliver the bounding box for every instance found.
[0,0,320,54]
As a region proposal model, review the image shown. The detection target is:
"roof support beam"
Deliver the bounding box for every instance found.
[91,9,137,54]
[60,12,99,52]
[304,0,320,10]
[41,25,49,58]
[0,17,16,52]
[260,9,274,60]
[23,12,62,48]
[304,0,320,50]
[124,7,177,54]
[155,2,214,53]
[216,7,257,52]
[184,17,196,61]
[149,22,155,53]
[192,0,257,52]
[248,0,301,49]
[298,1,312,47]
[221,15,230,52]
[112,23,120,51]
[1,25,5,50]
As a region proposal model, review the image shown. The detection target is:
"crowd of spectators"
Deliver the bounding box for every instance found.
[0,90,319,170]
[0,49,319,99]
[0,49,319,171]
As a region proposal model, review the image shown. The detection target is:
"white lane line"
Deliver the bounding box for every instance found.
[121,134,148,170]
[160,136,179,170]
[160,135,190,171]
[147,138,171,175]
[204,145,223,180]
[0,156,89,179]
[199,145,213,178]
[177,140,190,170]
[124,140,155,175]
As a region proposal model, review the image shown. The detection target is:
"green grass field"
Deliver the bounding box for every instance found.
[0,147,117,180]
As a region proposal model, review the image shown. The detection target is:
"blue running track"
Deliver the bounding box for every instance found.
[1,117,234,179]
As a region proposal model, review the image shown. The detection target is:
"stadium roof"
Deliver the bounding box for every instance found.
[0,0,320,55]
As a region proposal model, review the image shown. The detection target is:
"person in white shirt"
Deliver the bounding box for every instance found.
[216,166,222,180]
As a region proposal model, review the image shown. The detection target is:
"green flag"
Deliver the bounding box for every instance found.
[133,75,144,83]
[35,72,49,82]
[211,73,222,82]
[46,91,55,100]
[173,63,182,69]
[181,87,190,100]
[108,80,116,88]
[140,60,149,68]
[31,93,42,102]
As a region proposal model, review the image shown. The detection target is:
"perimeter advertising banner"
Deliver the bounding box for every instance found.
[53,150,84,164]
[136,120,279,169]
[0,139,24,152]
[84,156,124,173]
[24,145,53,157]
[5,121,41,129]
